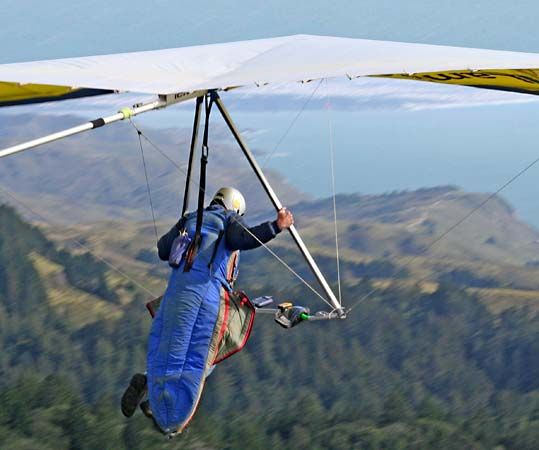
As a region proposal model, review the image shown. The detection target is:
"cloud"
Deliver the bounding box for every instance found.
[1,77,539,120]
[226,77,539,111]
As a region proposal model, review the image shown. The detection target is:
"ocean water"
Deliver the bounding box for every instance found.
[133,100,539,228]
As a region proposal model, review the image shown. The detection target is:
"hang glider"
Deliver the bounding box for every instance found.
[3,34,539,108]
[3,34,539,316]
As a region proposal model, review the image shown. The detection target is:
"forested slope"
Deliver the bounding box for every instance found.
[1,204,539,449]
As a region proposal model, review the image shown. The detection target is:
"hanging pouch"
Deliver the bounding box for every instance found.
[168,230,192,268]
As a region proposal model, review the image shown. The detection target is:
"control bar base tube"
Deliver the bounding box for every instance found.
[255,308,342,320]
[213,92,344,316]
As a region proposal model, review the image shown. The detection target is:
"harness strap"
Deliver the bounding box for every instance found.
[184,93,214,272]
[227,251,239,284]
[181,96,204,218]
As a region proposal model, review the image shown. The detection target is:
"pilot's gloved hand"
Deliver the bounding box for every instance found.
[275,303,310,328]
[276,208,294,230]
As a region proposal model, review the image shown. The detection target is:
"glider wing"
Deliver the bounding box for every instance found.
[2,35,539,105]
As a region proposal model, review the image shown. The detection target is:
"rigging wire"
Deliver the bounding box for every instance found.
[346,152,539,315]
[261,79,323,169]
[229,215,335,310]
[128,119,330,307]
[324,78,343,305]
[3,103,538,370]
[2,101,534,342]
[134,125,159,241]
[0,185,158,298]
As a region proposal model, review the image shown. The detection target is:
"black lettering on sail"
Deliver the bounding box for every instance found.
[481,71,539,84]
[422,73,471,81]
[468,72,497,79]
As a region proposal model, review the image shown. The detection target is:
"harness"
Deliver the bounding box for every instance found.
[177,207,239,290]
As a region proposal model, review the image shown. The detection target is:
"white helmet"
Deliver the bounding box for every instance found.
[212,187,246,215]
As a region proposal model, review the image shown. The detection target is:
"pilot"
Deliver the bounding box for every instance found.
[121,187,294,435]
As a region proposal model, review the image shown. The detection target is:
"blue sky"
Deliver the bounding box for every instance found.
[3,0,539,63]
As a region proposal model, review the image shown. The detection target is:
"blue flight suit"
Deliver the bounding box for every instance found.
[146,204,280,434]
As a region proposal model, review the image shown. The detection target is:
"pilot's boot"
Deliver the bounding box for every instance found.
[121,373,147,417]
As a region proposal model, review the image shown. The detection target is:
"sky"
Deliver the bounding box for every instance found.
[3,0,539,62]
[2,0,539,226]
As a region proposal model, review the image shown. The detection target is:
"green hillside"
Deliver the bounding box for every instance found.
[1,201,539,448]
[45,186,539,313]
